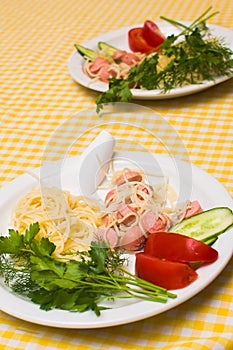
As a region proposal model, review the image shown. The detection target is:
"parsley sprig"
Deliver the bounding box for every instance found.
[0,223,176,316]
[96,7,233,112]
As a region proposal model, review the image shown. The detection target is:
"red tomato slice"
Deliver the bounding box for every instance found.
[144,232,218,264]
[142,20,166,47]
[135,252,198,290]
[128,28,154,53]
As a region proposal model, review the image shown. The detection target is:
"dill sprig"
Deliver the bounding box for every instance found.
[0,223,176,316]
[0,254,36,295]
[96,7,233,112]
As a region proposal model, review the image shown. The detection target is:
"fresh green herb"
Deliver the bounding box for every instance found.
[0,223,176,316]
[96,7,233,112]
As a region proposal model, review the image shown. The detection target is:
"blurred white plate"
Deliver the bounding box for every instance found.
[68,22,233,99]
[0,151,233,328]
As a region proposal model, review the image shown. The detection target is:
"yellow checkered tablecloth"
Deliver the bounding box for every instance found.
[0,0,233,349]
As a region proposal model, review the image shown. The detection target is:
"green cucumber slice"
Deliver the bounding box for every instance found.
[74,44,96,61]
[97,42,118,55]
[169,207,233,243]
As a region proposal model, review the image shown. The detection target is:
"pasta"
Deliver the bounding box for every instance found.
[11,186,102,259]
[82,48,173,85]
[94,167,193,250]
[101,168,180,233]
[82,50,145,84]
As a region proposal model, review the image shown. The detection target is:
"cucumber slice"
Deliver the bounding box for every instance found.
[74,44,96,61]
[98,42,118,55]
[202,236,218,246]
[169,207,233,243]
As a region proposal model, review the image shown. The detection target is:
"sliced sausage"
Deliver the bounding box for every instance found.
[117,202,137,225]
[115,170,142,186]
[141,211,171,233]
[136,183,153,200]
[112,50,127,60]
[112,50,139,66]
[95,227,118,248]
[89,57,110,73]
[120,53,140,65]
[105,189,116,206]
[99,65,117,83]
[119,225,145,251]
[101,214,109,226]
[185,200,203,219]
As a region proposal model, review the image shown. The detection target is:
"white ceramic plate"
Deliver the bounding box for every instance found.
[0,151,233,328]
[68,22,233,99]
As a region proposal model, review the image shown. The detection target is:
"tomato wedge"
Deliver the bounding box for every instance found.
[135,252,198,290]
[128,28,154,53]
[144,232,218,264]
[142,20,166,47]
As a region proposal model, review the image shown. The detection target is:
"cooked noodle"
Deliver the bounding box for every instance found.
[83,52,145,84]
[11,186,102,258]
[82,48,173,86]
[100,167,189,239]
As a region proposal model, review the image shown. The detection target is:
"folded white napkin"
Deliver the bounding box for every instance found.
[78,130,116,196]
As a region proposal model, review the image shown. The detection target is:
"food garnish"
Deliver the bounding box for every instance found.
[128,20,166,53]
[0,223,176,316]
[11,186,102,258]
[75,41,144,84]
[135,231,219,290]
[142,20,166,48]
[144,232,219,264]
[1,164,232,314]
[135,252,198,290]
[96,7,233,111]
[169,207,233,245]
[96,168,203,251]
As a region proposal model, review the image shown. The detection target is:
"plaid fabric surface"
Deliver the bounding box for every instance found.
[0,0,232,349]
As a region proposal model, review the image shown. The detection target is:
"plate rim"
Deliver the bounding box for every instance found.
[0,151,233,328]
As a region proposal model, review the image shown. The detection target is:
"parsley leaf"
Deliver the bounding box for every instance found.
[24,222,40,244]
[0,229,24,254]
[0,224,176,316]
